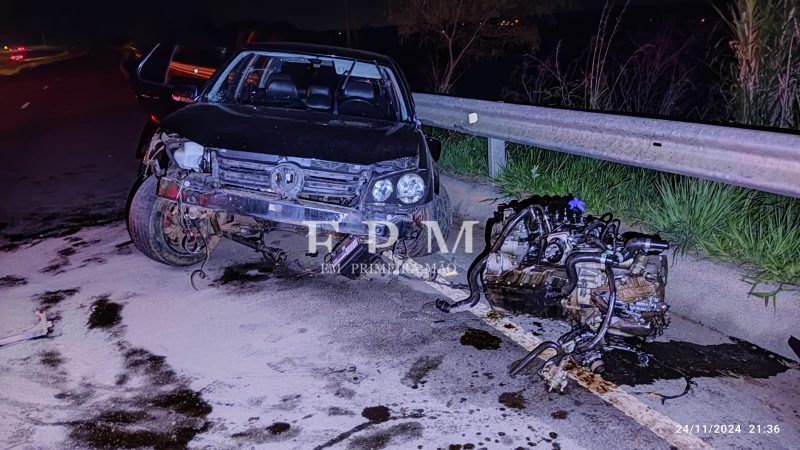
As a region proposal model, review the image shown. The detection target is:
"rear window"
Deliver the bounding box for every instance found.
[205,51,408,122]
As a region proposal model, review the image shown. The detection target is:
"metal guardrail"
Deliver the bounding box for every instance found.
[413,93,800,198]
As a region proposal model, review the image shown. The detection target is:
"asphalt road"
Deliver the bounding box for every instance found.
[0,49,145,241]
[0,52,798,450]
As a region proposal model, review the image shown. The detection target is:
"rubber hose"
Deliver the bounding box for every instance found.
[509,341,562,377]
[578,264,618,351]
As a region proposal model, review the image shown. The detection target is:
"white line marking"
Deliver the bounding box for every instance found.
[20,101,30,110]
[395,254,714,450]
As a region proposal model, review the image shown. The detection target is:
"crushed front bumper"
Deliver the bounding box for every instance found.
[156,175,418,238]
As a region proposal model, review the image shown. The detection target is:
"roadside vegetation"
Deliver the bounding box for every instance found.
[432,130,488,177]
[429,0,800,297]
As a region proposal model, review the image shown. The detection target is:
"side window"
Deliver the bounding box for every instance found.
[209,54,253,103]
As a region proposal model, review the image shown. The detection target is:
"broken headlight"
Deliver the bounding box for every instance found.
[366,170,427,205]
[173,140,206,172]
[396,173,425,204]
[371,179,394,202]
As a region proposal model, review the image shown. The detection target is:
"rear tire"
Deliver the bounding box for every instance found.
[127,176,208,266]
[404,183,453,257]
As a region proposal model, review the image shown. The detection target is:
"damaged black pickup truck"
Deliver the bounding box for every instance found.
[128,43,451,274]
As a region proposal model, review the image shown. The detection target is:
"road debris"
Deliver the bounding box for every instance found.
[0,310,52,347]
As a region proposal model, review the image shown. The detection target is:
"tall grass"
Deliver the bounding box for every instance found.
[493,144,654,218]
[646,177,755,256]
[426,128,488,177]
[507,0,698,117]
[717,0,800,128]
[704,194,800,287]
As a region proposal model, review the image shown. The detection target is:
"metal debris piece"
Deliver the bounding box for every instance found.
[790,336,800,359]
[0,310,53,348]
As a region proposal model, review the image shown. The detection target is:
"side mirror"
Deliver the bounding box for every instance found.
[171,83,198,103]
[426,137,442,162]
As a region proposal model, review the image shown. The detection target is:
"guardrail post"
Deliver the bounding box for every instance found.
[488,138,507,177]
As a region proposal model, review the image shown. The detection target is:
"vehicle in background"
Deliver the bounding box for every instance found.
[3,46,26,62]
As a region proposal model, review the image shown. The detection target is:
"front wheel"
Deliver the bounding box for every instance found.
[403,183,453,257]
[127,176,212,266]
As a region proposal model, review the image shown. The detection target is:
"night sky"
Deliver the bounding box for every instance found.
[2,0,710,46]
[2,0,385,44]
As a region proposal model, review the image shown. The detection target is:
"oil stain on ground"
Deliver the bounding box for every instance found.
[266,422,291,434]
[124,348,177,385]
[215,262,277,294]
[603,338,794,386]
[402,355,443,389]
[69,341,213,450]
[70,238,102,248]
[361,406,391,423]
[36,288,80,309]
[91,410,152,424]
[151,389,212,418]
[215,261,309,293]
[39,350,65,367]
[325,407,356,416]
[0,275,27,289]
[347,422,424,450]
[87,296,123,329]
[70,422,202,449]
[40,247,77,274]
[498,391,526,409]
[460,328,502,350]
[58,247,77,257]
[115,240,134,255]
[216,262,275,284]
[79,256,107,268]
[312,407,424,450]
[231,422,299,443]
[40,257,70,274]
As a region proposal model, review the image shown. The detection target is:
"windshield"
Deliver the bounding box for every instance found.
[205,51,408,122]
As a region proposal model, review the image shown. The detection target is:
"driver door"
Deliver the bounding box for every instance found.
[130,43,229,120]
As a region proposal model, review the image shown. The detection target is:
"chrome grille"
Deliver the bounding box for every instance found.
[214,152,363,205]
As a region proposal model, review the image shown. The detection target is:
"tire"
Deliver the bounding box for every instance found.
[127,176,208,266]
[403,182,453,257]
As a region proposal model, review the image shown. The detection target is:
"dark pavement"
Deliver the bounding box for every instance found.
[0,49,146,241]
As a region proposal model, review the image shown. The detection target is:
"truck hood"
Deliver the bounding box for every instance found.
[159,103,421,165]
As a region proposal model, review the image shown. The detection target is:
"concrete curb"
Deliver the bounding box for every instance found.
[440,172,800,359]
